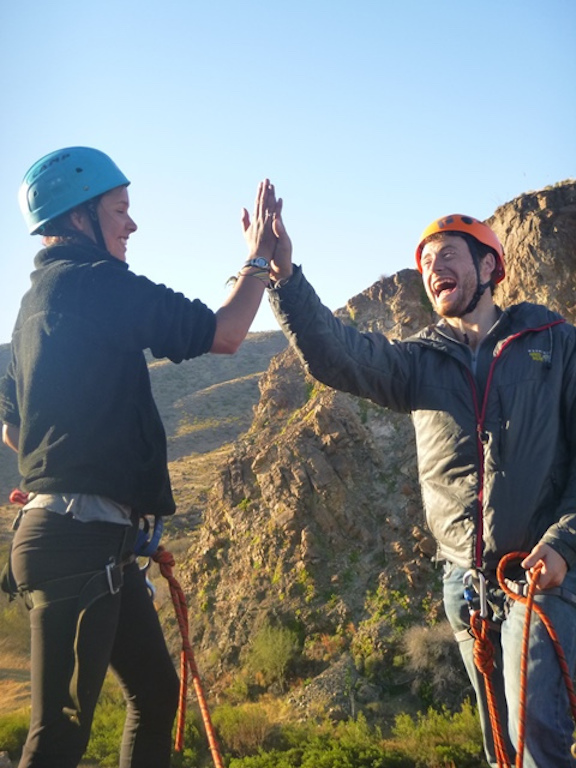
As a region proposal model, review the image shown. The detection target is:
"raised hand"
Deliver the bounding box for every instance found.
[269,199,293,283]
[241,179,293,283]
[241,179,280,262]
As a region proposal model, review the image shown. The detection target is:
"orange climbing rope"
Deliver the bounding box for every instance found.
[468,605,510,766]
[468,551,576,767]
[152,545,225,768]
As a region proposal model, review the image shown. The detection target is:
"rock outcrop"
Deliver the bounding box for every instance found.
[176,180,576,720]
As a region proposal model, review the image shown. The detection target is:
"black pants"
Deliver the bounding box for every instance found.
[11,509,179,768]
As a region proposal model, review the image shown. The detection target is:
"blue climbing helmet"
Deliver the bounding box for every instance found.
[19,146,130,235]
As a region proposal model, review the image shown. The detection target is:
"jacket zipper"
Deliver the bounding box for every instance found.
[463,319,564,568]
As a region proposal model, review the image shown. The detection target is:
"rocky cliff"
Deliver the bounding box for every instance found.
[1,181,575,726]
[175,180,576,721]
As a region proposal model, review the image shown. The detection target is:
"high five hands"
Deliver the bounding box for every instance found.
[241,179,293,283]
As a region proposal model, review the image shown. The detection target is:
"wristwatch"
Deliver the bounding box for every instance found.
[243,256,270,270]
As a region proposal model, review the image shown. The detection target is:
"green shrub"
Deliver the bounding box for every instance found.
[226,705,486,768]
[212,702,274,757]
[223,673,251,704]
[83,680,125,767]
[244,622,299,691]
[402,621,469,708]
[391,700,485,767]
[64,684,486,768]
[84,678,211,767]
[170,710,210,768]
[0,709,29,759]
[229,714,410,768]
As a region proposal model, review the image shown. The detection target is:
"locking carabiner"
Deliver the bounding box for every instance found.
[463,569,488,618]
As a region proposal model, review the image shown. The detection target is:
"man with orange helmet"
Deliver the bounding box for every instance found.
[266,209,576,767]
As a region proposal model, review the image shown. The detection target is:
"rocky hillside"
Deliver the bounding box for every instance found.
[173,179,576,721]
[1,180,575,728]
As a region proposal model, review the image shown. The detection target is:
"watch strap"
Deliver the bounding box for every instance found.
[243,257,271,271]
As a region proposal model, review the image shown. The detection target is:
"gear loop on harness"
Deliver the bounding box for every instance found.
[135,514,164,557]
[135,515,164,599]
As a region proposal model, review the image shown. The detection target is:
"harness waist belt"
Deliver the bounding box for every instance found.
[504,578,576,608]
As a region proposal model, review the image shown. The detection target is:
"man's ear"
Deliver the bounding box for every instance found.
[480,251,496,282]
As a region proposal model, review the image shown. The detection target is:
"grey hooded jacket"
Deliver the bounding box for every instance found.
[270,266,576,572]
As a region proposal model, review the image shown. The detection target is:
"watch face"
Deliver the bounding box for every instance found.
[251,257,269,268]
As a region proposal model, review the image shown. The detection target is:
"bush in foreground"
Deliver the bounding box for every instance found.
[0,690,487,768]
[0,710,29,760]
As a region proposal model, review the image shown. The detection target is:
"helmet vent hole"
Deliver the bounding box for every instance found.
[75,167,83,174]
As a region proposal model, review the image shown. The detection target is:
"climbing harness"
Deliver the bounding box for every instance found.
[463,553,576,767]
[4,490,136,721]
[4,490,224,765]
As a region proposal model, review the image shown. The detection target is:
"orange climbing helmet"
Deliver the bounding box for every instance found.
[415,214,505,284]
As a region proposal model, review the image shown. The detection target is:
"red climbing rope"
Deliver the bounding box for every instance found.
[497,552,576,766]
[469,551,576,768]
[469,608,511,766]
[152,545,225,768]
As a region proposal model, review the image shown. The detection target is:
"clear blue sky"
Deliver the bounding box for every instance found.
[1,0,574,344]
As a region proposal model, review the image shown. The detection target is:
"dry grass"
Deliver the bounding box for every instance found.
[0,638,30,717]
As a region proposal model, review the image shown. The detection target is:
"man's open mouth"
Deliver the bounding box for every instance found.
[432,278,457,299]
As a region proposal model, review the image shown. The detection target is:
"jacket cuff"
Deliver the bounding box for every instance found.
[268,264,303,293]
[541,531,576,570]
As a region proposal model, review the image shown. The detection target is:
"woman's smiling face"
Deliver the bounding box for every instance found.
[96,186,137,262]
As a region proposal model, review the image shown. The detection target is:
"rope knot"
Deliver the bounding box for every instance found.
[473,636,495,676]
[152,546,175,569]
[470,611,495,676]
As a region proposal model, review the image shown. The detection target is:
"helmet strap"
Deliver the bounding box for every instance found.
[461,279,492,316]
[458,236,493,317]
[87,200,108,251]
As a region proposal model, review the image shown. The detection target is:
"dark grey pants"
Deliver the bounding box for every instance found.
[11,509,179,768]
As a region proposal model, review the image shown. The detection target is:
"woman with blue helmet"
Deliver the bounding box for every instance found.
[1,146,284,768]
